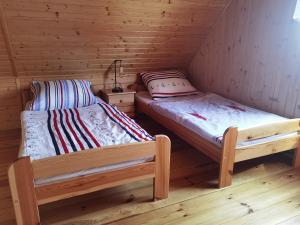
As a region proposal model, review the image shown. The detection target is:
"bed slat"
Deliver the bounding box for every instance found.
[32,141,156,179]
[237,119,300,143]
[235,135,299,162]
[36,162,156,205]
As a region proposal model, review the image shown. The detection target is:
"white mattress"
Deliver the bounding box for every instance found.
[136,91,297,148]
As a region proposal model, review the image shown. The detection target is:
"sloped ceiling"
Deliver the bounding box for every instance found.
[0,0,231,130]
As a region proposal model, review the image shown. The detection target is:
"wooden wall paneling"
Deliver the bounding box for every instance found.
[0,78,20,130]
[2,0,229,79]
[0,3,20,130]
[189,0,300,118]
[274,6,300,117]
[0,0,231,130]
[0,3,17,77]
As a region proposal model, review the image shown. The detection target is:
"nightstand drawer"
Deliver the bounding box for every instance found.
[116,105,135,113]
[108,94,134,105]
[126,112,135,118]
[99,89,136,118]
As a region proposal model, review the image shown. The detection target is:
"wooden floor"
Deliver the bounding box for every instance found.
[1,115,300,225]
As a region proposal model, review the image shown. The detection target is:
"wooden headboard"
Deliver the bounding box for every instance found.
[21,85,99,111]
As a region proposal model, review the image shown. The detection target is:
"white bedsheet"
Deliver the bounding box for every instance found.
[136,91,296,148]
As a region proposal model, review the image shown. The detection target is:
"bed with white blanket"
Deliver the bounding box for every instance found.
[136,90,300,188]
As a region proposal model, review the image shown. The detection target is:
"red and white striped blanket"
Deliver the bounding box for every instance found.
[20,103,153,160]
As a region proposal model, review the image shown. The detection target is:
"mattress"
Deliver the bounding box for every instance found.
[20,102,154,185]
[136,91,297,148]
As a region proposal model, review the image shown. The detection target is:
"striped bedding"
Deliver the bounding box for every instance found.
[20,102,153,161]
[28,80,98,111]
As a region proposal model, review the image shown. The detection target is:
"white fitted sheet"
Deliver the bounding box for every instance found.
[136,91,297,148]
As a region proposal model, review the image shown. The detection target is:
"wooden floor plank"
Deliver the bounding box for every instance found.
[221,193,300,225]
[39,151,293,224]
[92,169,300,225]
[277,214,300,225]
[0,117,299,225]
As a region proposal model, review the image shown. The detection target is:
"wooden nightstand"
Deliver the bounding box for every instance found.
[100,89,136,117]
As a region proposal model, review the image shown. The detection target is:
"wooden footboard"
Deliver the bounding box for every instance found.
[219,119,300,188]
[8,135,171,225]
[235,119,300,162]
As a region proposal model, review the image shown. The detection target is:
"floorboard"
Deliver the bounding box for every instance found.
[0,115,299,225]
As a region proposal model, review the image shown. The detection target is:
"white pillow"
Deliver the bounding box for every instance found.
[140,70,199,99]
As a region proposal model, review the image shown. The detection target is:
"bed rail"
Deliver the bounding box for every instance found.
[32,141,156,179]
[236,119,300,143]
[235,119,300,162]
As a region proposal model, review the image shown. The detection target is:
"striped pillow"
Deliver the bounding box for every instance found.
[140,70,199,99]
[28,80,98,111]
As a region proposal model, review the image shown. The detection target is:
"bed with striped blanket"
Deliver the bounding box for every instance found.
[8,83,170,225]
[20,102,154,184]
[21,102,153,160]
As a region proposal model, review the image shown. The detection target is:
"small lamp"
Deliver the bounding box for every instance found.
[112,59,124,93]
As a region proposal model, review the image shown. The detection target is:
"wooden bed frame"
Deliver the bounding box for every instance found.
[8,88,171,225]
[136,92,300,188]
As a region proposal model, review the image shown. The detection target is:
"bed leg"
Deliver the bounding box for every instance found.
[153,135,171,200]
[8,157,40,225]
[293,140,300,168]
[219,127,238,188]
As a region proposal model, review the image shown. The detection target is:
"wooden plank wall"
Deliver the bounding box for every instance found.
[0,4,21,130]
[0,0,230,130]
[189,0,300,118]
